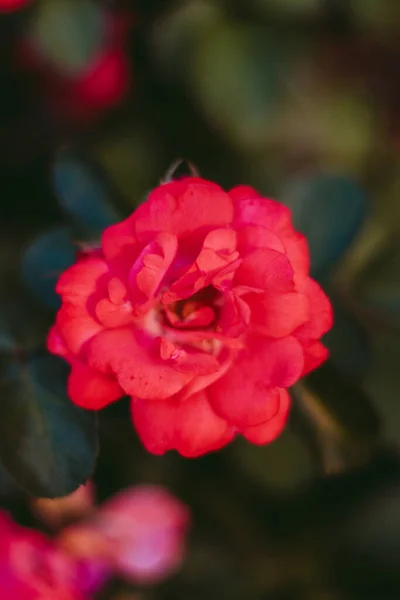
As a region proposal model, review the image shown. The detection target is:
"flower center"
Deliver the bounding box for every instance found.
[163,286,221,331]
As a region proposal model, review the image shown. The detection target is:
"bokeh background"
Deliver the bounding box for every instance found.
[2,0,400,598]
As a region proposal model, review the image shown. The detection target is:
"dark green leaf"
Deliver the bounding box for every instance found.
[356,242,400,325]
[323,299,371,380]
[53,154,121,233]
[282,174,367,280]
[191,21,303,149]
[0,354,98,498]
[301,362,380,441]
[21,227,76,310]
[0,232,52,350]
[293,362,380,473]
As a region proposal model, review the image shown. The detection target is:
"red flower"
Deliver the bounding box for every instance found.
[48,177,332,457]
[0,510,101,599]
[67,47,129,117]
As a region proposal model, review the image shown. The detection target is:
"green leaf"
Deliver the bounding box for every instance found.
[234,425,315,491]
[30,0,106,75]
[0,354,98,498]
[356,242,400,325]
[0,232,52,350]
[21,227,76,310]
[281,174,367,280]
[151,0,223,79]
[53,154,121,234]
[323,299,371,380]
[190,20,303,149]
[293,362,380,472]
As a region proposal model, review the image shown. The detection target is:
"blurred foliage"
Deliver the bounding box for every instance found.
[2,0,400,598]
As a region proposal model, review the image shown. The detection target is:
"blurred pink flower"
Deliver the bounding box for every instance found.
[59,485,190,584]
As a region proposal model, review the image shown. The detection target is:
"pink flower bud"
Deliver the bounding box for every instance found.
[60,485,190,584]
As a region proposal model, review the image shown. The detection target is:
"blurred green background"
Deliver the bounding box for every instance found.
[2,0,400,598]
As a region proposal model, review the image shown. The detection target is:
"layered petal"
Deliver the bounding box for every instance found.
[248,291,309,337]
[236,224,285,256]
[295,278,333,340]
[129,232,178,313]
[133,178,234,242]
[242,389,290,444]
[159,339,220,376]
[56,257,109,305]
[230,186,292,233]
[235,248,295,292]
[209,335,303,427]
[47,326,70,360]
[56,303,104,355]
[95,298,133,328]
[68,360,123,409]
[301,340,329,375]
[219,290,251,337]
[101,214,140,278]
[162,228,239,304]
[86,328,193,400]
[131,391,234,457]
[281,232,310,288]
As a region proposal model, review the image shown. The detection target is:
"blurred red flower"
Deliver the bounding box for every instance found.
[0,0,31,12]
[48,177,332,457]
[59,485,190,585]
[13,6,131,123]
[0,510,103,599]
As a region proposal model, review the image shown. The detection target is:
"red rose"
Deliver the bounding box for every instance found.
[48,177,332,457]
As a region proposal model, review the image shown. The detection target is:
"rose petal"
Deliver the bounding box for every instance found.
[101,215,141,279]
[230,186,292,232]
[301,340,329,375]
[235,248,295,292]
[56,303,104,355]
[174,392,234,457]
[165,304,215,329]
[56,257,109,305]
[95,298,133,328]
[295,278,333,340]
[248,291,309,337]
[131,391,233,457]
[47,326,70,360]
[209,336,303,426]
[101,214,136,260]
[87,328,193,400]
[159,339,220,376]
[219,290,251,337]
[242,388,290,444]
[133,178,234,242]
[68,361,123,409]
[129,232,178,313]
[108,278,128,304]
[236,224,285,256]
[282,232,310,289]
[162,228,239,304]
